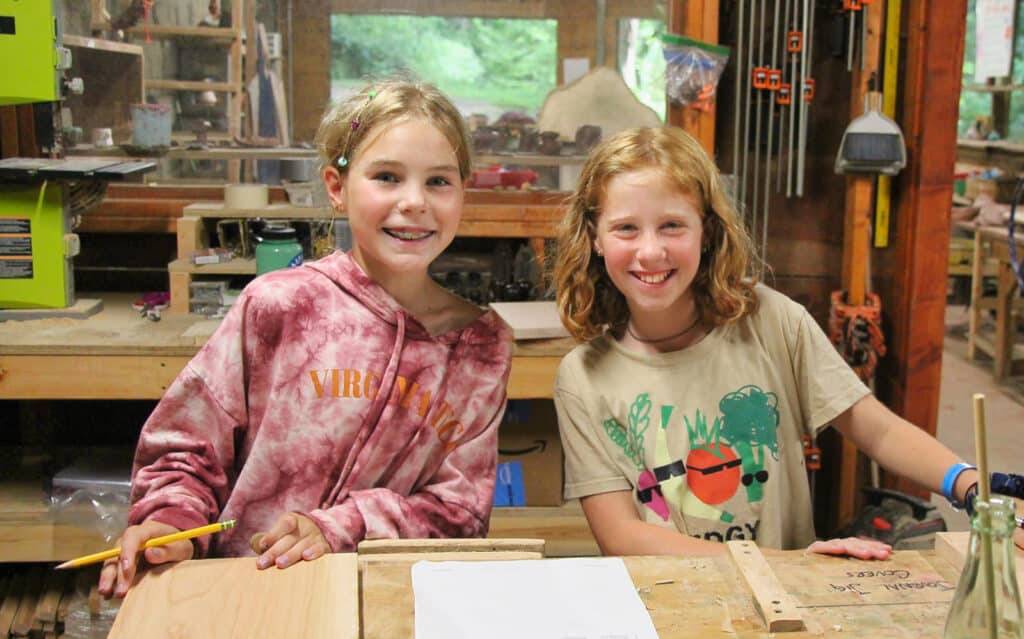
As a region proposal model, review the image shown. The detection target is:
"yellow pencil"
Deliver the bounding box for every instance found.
[54,520,236,570]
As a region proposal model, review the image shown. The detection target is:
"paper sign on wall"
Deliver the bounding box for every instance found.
[976,0,1014,82]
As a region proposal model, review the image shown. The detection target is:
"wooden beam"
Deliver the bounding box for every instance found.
[836,0,884,526]
[292,0,331,143]
[666,0,719,154]
[875,0,968,500]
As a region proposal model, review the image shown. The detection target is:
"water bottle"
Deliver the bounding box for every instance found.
[943,495,1024,638]
[255,223,304,275]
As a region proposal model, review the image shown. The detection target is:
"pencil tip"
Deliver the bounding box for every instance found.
[54,561,71,570]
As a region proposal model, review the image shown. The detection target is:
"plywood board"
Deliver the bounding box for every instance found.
[489,301,569,340]
[0,299,103,321]
[358,538,545,555]
[536,67,661,142]
[108,554,359,638]
[936,530,1024,586]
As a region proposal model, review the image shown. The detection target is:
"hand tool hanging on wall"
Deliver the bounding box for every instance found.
[796,0,813,197]
[751,0,767,236]
[732,0,747,206]
[785,0,802,196]
[777,0,795,194]
[873,0,901,248]
[741,0,758,214]
[760,0,783,260]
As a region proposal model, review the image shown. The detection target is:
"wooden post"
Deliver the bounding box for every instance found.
[836,0,884,527]
[874,0,968,499]
[666,0,719,155]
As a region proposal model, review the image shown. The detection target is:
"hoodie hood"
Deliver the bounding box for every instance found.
[306,251,506,346]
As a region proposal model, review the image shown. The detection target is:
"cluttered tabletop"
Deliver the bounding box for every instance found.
[63,532,1004,638]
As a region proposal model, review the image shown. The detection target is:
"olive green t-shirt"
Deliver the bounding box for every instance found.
[554,285,870,550]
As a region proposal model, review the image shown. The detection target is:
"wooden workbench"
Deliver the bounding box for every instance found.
[0,293,571,400]
[963,222,1024,380]
[97,538,973,638]
[361,549,963,638]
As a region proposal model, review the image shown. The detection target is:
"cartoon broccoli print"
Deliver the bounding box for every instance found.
[718,385,780,503]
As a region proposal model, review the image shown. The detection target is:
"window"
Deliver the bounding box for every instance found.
[617,17,667,121]
[330,15,557,120]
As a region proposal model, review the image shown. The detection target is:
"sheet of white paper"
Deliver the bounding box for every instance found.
[412,558,659,639]
[563,57,590,85]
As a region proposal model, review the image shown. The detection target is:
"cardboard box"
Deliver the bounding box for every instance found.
[497,400,563,507]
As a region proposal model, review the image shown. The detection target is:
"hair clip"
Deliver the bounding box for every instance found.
[350,119,360,131]
[368,91,377,100]
[337,156,348,168]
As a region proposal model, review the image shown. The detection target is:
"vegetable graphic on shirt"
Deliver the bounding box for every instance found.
[718,385,780,503]
[679,410,739,522]
[602,394,668,521]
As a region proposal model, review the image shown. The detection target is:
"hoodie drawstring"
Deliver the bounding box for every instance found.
[322,312,407,508]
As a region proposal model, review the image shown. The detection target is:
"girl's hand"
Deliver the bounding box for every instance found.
[97,520,192,598]
[254,513,330,570]
[807,537,893,560]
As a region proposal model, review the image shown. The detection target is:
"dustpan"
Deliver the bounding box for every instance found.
[835,90,906,176]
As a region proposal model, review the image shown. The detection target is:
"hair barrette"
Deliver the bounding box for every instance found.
[337,156,348,168]
[368,91,377,99]
[350,119,360,131]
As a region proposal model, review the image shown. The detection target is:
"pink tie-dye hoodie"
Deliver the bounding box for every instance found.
[127,251,513,557]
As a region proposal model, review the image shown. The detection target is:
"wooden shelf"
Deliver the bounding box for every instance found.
[125,25,238,41]
[475,153,588,167]
[68,145,318,161]
[183,202,331,219]
[63,34,144,56]
[168,257,256,275]
[145,79,241,93]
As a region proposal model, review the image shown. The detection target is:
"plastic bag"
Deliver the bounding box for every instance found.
[662,34,730,112]
[50,488,130,545]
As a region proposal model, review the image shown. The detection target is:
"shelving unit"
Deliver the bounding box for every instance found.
[63,35,144,145]
[475,152,587,190]
[169,203,332,313]
[124,5,247,142]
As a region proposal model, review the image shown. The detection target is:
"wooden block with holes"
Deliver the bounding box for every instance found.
[726,540,805,633]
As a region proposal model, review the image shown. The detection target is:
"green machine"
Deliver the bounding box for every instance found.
[0,1,154,310]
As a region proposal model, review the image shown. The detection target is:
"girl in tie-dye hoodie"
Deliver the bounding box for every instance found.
[100,80,512,598]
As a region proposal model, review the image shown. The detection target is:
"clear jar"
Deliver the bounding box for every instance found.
[943,495,1024,638]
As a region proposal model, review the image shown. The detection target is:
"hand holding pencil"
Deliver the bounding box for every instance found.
[91,520,234,599]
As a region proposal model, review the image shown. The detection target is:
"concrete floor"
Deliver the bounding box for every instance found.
[930,306,1024,532]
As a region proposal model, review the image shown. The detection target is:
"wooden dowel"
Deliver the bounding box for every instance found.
[972,392,997,639]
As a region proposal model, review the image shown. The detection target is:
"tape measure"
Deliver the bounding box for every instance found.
[873,0,901,248]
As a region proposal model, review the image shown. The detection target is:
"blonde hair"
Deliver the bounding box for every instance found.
[315,78,472,180]
[554,126,759,343]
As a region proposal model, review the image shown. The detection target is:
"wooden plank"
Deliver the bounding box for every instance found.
[0,355,190,399]
[10,567,42,637]
[359,550,542,563]
[358,538,545,555]
[0,299,103,322]
[291,0,331,142]
[15,105,37,157]
[726,541,804,633]
[0,106,19,158]
[125,25,238,40]
[109,554,359,638]
[0,572,24,637]
[935,530,1024,587]
[0,352,559,401]
[145,79,240,93]
[489,302,569,340]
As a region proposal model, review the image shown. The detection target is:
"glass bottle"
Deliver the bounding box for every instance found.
[943,495,1024,638]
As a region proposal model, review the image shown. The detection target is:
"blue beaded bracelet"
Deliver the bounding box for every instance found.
[942,462,976,508]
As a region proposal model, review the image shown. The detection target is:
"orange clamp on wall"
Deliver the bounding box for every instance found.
[843,0,863,10]
[787,31,803,53]
[752,67,770,89]
[802,78,815,102]
[768,69,783,91]
[802,435,822,471]
[777,83,792,105]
